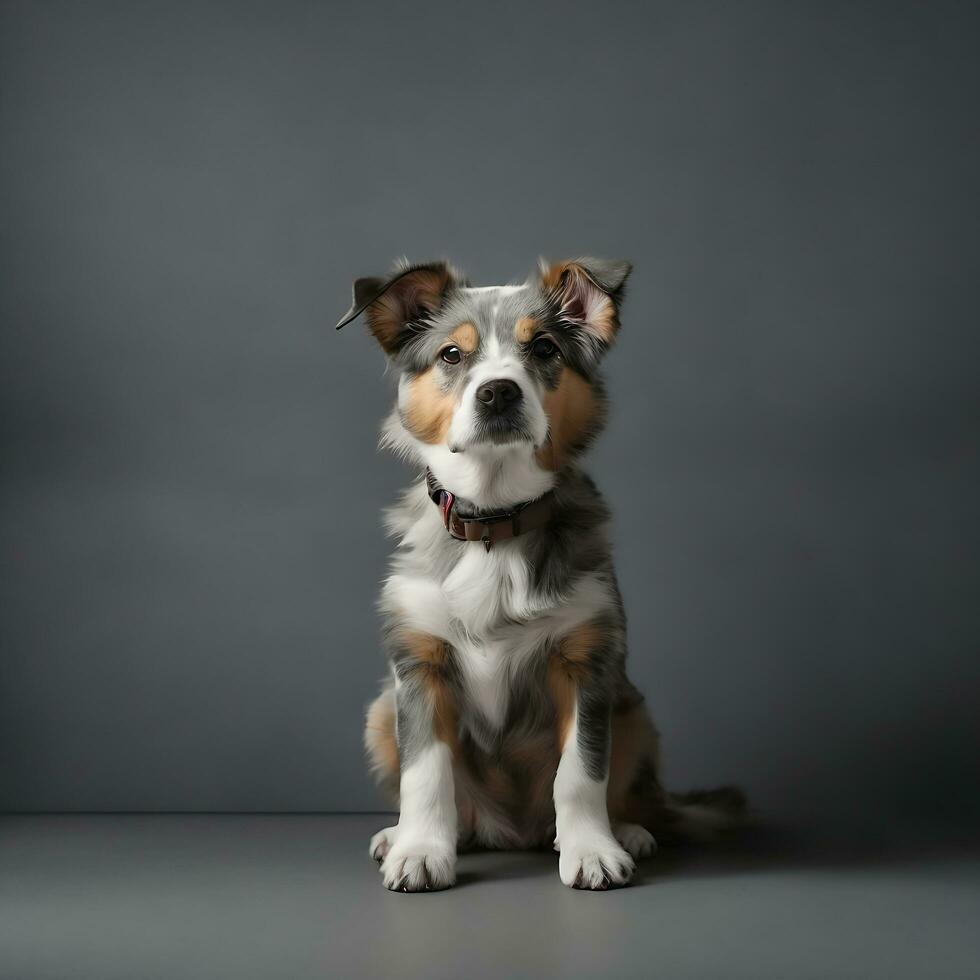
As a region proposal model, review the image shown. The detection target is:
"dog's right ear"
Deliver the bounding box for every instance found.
[335,261,462,355]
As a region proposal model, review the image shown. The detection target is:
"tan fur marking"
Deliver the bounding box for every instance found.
[547,659,576,750]
[405,369,455,444]
[515,316,538,344]
[585,297,617,343]
[364,689,400,801]
[559,620,604,668]
[537,368,600,471]
[540,260,572,293]
[447,321,478,353]
[548,621,604,748]
[403,631,459,752]
[402,631,448,666]
[540,261,618,343]
[431,678,459,751]
[367,267,452,352]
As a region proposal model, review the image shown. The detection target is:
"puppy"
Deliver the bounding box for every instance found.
[337,258,743,891]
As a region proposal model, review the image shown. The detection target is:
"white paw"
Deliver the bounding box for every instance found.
[558,832,635,890]
[380,838,456,892]
[369,825,398,863]
[613,821,657,860]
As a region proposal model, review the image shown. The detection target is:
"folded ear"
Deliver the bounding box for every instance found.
[538,257,632,346]
[335,261,462,354]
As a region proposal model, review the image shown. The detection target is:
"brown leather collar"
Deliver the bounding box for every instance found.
[425,468,554,551]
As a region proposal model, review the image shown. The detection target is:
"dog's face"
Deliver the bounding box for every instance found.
[337,258,630,505]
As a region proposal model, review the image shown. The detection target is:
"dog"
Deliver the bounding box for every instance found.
[336,257,744,891]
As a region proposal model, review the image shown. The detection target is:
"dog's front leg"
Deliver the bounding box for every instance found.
[380,630,458,892]
[550,625,634,889]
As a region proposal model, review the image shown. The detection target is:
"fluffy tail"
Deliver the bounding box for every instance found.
[655,785,750,843]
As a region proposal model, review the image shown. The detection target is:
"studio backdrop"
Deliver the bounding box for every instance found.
[1,1,978,827]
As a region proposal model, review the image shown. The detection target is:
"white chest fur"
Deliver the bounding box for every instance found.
[382,527,615,732]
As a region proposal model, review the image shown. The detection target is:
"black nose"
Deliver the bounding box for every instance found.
[475,378,522,414]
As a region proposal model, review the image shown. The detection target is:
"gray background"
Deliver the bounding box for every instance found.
[1,0,977,828]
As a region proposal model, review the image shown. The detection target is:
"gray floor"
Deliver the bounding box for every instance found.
[2,815,978,980]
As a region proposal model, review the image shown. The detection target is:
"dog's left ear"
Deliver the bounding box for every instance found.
[335,261,462,355]
[538,257,632,346]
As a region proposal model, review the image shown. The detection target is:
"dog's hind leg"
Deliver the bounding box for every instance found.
[611,820,657,859]
[606,685,665,857]
[606,684,747,842]
[364,685,400,801]
[368,825,398,862]
[364,686,401,862]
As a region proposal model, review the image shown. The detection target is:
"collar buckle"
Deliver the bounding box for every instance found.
[424,468,551,550]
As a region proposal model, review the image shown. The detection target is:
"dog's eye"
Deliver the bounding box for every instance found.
[440,345,462,364]
[531,337,557,359]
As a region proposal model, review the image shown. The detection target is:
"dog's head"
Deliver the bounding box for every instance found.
[337,257,630,506]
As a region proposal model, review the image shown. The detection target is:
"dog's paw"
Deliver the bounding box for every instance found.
[369,825,398,863]
[380,839,456,892]
[558,832,635,890]
[612,821,657,860]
